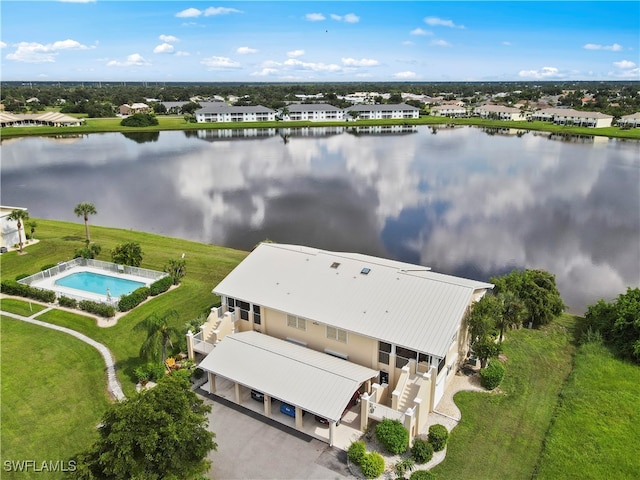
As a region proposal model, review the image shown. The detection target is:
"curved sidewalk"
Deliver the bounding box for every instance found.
[1,308,125,401]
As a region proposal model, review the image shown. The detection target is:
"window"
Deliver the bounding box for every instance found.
[437,356,446,374]
[287,314,306,331]
[327,326,348,343]
[227,297,235,312]
[253,305,261,325]
[396,346,418,369]
[379,371,389,385]
[378,342,391,364]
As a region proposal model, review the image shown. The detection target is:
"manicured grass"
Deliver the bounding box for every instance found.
[430,314,578,479]
[0,298,48,316]
[533,341,640,480]
[1,115,639,139]
[0,317,110,480]
[1,218,248,395]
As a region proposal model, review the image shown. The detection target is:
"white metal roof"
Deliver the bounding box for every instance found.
[213,243,493,357]
[198,331,378,422]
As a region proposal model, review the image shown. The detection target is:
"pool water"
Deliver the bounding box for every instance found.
[54,271,145,297]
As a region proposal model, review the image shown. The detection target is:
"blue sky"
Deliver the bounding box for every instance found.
[1,1,638,82]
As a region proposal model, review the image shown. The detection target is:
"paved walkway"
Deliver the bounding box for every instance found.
[1,308,125,401]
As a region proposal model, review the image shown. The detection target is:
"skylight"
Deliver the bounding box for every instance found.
[360,267,371,275]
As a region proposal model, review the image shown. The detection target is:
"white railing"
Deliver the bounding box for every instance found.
[193,332,215,354]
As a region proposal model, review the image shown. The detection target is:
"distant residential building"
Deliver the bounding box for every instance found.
[617,112,640,128]
[344,103,420,120]
[430,105,467,117]
[281,104,344,122]
[475,105,525,121]
[195,104,276,123]
[531,108,613,128]
[0,112,84,128]
[119,103,151,115]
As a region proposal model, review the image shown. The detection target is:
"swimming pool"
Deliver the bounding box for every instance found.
[54,271,145,298]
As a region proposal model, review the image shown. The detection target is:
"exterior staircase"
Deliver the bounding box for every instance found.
[397,374,423,412]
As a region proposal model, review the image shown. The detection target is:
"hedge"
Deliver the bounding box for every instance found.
[480,360,506,390]
[360,452,385,479]
[1,279,56,303]
[58,296,78,308]
[347,440,366,465]
[375,418,409,455]
[428,424,448,452]
[149,276,173,296]
[410,470,437,480]
[118,286,150,311]
[411,437,434,464]
[79,300,115,318]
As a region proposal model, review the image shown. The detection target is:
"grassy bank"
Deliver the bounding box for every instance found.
[1,115,639,140]
[0,317,111,480]
[430,314,578,479]
[0,218,248,396]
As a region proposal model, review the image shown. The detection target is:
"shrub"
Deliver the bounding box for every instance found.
[1,280,56,303]
[395,458,415,478]
[120,113,159,127]
[375,418,409,455]
[360,452,385,479]
[428,424,448,452]
[347,440,366,465]
[79,300,115,318]
[149,276,173,296]
[410,470,437,480]
[118,286,150,311]
[15,273,29,281]
[134,363,166,383]
[58,296,78,308]
[480,360,506,390]
[111,241,143,266]
[192,368,205,380]
[40,263,56,271]
[411,437,434,464]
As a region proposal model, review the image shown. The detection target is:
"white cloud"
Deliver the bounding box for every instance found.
[200,56,241,69]
[518,66,564,79]
[176,7,201,18]
[0,41,6,48]
[204,7,242,16]
[107,53,151,67]
[287,49,304,58]
[6,39,92,63]
[611,67,640,79]
[394,71,417,79]
[410,28,432,36]
[284,58,341,72]
[430,39,452,47]
[306,13,326,21]
[251,68,278,76]
[261,60,282,67]
[583,43,623,51]
[153,43,174,54]
[237,46,258,54]
[159,34,178,43]
[343,13,360,23]
[613,60,636,69]
[175,51,190,57]
[502,41,512,46]
[424,16,464,28]
[342,57,379,67]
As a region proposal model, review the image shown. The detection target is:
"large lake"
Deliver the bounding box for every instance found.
[2,125,639,314]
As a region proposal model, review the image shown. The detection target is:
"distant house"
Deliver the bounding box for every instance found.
[430,105,467,117]
[617,112,640,128]
[194,105,276,123]
[281,104,344,122]
[344,103,420,120]
[475,105,525,121]
[0,206,28,249]
[119,103,151,116]
[531,108,613,128]
[0,112,84,128]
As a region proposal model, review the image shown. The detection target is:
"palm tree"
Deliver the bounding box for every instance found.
[134,310,181,364]
[27,219,37,240]
[7,209,29,253]
[496,291,526,342]
[74,202,97,242]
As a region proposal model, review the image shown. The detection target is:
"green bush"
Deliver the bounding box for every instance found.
[347,440,366,465]
[118,286,150,311]
[135,363,166,383]
[410,470,436,480]
[40,264,56,271]
[15,273,29,281]
[149,276,173,296]
[375,418,409,455]
[192,368,205,380]
[120,113,158,127]
[58,296,78,308]
[428,424,448,452]
[78,300,115,318]
[411,437,434,463]
[1,279,56,303]
[480,360,506,390]
[360,452,385,479]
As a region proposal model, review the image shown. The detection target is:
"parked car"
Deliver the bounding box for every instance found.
[250,390,264,402]
[280,402,305,418]
[314,390,360,425]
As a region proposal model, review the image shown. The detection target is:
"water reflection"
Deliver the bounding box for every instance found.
[2,126,638,314]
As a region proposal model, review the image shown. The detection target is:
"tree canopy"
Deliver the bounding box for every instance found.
[111,241,143,267]
[73,375,216,480]
[74,202,97,242]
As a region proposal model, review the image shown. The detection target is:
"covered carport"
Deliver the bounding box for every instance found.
[198,331,378,446]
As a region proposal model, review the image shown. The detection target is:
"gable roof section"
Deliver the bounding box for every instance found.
[213,243,493,357]
[345,103,419,112]
[196,104,275,114]
[199,331,378,423]
[287,104,342,112]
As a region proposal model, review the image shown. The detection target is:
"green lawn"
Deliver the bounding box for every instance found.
[0,298,48,317]
[1,218,248,396]
[0,317,110,480]
[430,314,578,479]
[533,341,640,479]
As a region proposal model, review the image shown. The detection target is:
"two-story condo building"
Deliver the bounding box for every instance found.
[618,112,640,128]
[282,104,345,122]
[475,105,525,121]
[195,104,276,123]
[188,243,492,446]
[530,108,614,128]
[429,105,467,117]
[344,103,420,120]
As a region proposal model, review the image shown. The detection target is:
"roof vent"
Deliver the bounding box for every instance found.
[360,267,371,275]
[331,262,341,269]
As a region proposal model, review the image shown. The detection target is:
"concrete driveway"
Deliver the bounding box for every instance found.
[200,391,353,480]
